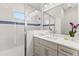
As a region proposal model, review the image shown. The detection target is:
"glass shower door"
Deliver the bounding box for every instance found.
[0,3,25,56]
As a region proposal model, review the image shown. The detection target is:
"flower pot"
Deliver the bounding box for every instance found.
[69,31,75,37]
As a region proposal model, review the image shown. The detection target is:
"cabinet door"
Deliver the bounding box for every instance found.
[39,38,57,50]
[33,46,40,56]
[40,44,57,56]
[39,44,46,56]
[58,45,78,56]
[46,47,57,56]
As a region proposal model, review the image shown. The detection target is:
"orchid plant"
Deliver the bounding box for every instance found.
[69,22,79,37]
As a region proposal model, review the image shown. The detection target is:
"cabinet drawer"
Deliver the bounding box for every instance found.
[58,45,78,56]
[34,46,40,53]
[40,39,57,50]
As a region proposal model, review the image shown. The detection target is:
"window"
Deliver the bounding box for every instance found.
[13,10,25,20]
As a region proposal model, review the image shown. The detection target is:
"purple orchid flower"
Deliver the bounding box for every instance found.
[69,22,79,37]
[70,22,74,32]
[70,22,74,27]
[75,24,79,29]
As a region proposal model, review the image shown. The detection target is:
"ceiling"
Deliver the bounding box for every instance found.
[61,3,77,11]
[28,3,44,10]
[46,3,78,16]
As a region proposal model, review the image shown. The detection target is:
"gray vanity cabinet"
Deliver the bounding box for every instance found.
[33,37,57,56]
[33,37,79,56]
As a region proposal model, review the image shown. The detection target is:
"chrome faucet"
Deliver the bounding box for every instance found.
[49,28,55,37]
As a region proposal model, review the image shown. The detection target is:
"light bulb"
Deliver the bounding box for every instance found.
[67,4,71,8]
[44,4,48,7]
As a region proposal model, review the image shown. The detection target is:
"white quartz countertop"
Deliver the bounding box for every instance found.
[33,30,79,51]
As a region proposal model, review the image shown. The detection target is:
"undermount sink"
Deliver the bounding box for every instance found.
[38,32,50,36]
[44,34,64,40]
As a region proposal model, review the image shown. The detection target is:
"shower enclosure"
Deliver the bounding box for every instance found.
[0,3,25,56]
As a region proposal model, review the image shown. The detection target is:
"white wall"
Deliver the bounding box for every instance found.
[61,4,77,34]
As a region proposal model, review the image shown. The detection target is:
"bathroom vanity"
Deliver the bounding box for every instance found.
[33,30,79,56]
